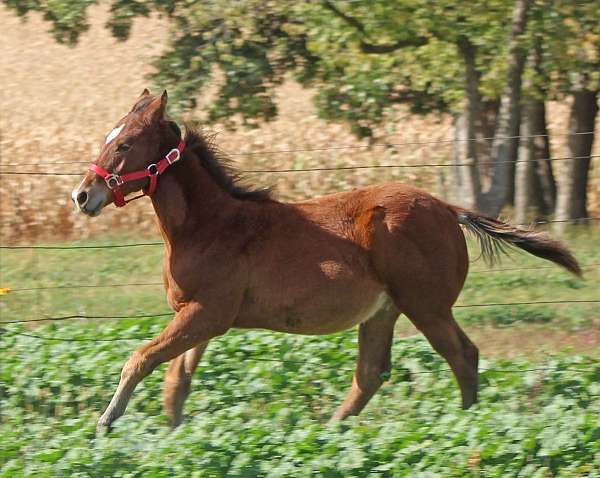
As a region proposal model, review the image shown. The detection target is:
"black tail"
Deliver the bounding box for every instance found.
[452,207,582,277]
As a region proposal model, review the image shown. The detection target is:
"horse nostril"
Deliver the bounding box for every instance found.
[77,191,88,206]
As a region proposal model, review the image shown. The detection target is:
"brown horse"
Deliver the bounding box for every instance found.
[71,91,581,431]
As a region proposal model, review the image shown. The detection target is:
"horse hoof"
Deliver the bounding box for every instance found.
[96,418,114,435]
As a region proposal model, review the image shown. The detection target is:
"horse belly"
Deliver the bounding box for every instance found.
[288,289,391,335]
[235,279,388,335]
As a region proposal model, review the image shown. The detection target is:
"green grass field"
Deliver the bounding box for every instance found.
[0,229,599,476]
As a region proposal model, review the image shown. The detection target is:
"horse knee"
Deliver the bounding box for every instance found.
[121,351,153,380]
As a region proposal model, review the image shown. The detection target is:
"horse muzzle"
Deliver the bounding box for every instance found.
[71,180,109,217]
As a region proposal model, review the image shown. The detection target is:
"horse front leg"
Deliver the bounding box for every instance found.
[97,303,231,432]
[163,342,209,428]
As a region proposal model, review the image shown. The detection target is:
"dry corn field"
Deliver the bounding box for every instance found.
[1,5,598,244]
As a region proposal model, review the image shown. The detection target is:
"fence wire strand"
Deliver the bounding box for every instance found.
[1,154,598,176]
[2,217,598,250]
[4,261,599,293]
[1,132,598,382]
[0,131,595,168]
[1,299,599,325]
[1,328,597,376]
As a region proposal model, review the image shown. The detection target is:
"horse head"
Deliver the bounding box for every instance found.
[71,89,181,215]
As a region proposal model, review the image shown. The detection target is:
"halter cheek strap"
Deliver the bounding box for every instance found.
[89,140,185,208]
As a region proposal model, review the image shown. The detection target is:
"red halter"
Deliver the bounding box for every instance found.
[89,140,185,207]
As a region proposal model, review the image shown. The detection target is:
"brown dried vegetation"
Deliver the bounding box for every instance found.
[0,5,597,244]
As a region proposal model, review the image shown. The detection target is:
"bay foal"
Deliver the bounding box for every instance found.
[71,91,581,431]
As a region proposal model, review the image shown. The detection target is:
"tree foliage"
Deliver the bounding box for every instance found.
[4,0,599,219]
[4,0,598,136]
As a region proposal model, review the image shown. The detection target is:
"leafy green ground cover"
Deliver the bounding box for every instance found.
[0,230,599,476]
[1,324,599,477]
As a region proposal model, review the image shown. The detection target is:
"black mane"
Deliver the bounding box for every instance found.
[183,127,272,202]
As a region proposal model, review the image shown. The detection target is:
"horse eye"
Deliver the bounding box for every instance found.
[117,143,131,153]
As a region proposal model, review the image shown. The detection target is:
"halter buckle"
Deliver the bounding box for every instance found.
[165,148,181,165]
[147,163,159,176]
[105,174,123,189]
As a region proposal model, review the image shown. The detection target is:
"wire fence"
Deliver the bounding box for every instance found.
[1,283,598,379]
[1,129,597,249]
[469,262,600,274]
[2,216,598,251]
[1,154,598,176]
[227,131,598,156]
[1,130,598,383]
[2,299,599,327]
[0,242,165,250]
[4,261,599,293]
[0,131,596,168]
[1,327,598,376]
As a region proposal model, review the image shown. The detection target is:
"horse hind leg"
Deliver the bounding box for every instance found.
[330,296,398,422]
[163,342,208,428]
[406,308,479,409]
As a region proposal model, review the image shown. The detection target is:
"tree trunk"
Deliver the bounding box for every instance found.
[479,0,531,217]
[452,113,480,209]
[453,35,482,209]
[529,98,555,214]
[529,38,556,215]
[475,99,499,168]
[514,98,554,224]
[514,43,555,224]
[554,88,598,230]
[514,105,536,224]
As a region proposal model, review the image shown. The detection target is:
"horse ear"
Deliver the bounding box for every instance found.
[129,89,152,113]
[145,90,168,123]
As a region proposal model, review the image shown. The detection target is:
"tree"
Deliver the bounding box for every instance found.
[476,0,531,217]
[514,35,555,224]
[544,1,600,227]
[1,0,513,131]
[4,0,597,220]
[555,86,598,225]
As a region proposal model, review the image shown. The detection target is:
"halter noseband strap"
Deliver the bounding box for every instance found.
[89,140,185,208]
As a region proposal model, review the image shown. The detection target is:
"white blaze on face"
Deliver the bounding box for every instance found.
[105,124,125,145]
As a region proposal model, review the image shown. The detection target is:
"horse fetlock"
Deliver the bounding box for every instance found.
[165,399,186,428]
[97,412,116,433]
[459,375,479,409]
[329,407,355,423]
[461,392,478,410]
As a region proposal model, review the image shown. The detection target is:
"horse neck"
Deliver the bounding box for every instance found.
[150,148,238,245]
